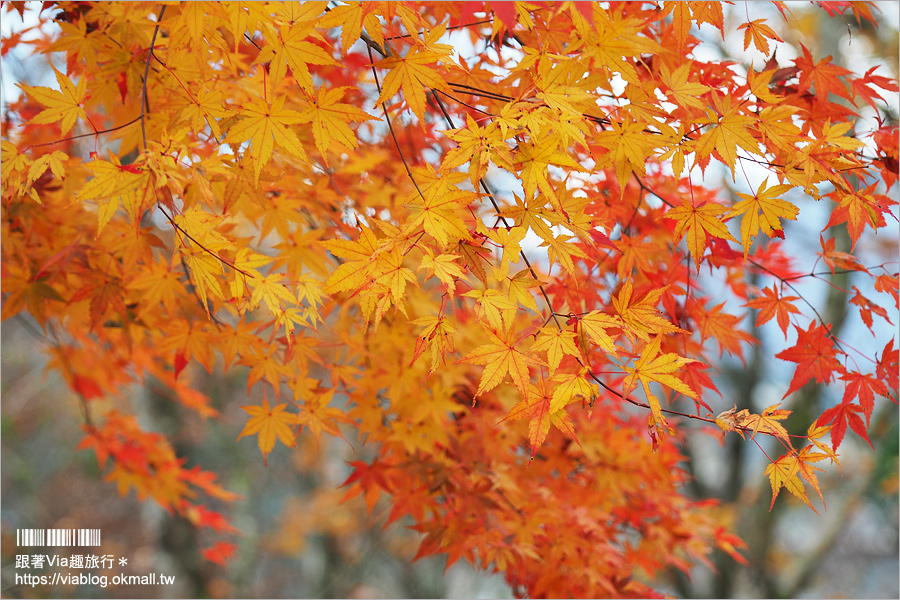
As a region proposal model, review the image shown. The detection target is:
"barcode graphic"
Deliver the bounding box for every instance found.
[16,529,101,547]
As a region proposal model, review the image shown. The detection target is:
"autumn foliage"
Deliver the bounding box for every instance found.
[2,1,898,597]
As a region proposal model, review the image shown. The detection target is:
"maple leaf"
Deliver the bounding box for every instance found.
[485,226,527,279]
[850,66,899,111]
[795,44,853,102]
[742,403,791,445]
[375,32,451,124]
[765,444,833,514]
[594,116,656,188]
[506,270,541,313]
[623,336,698,435]
[404,173,474,249]
[322,223,380,294]
[463,288,519,335]
[576,311,622,357]
[202,542,237,567]
[776,322,842,398]
[692,94,761,179]
[549,369,596,414]
[238,397,299,462]
[826,187,889,249]
[612,280,683,342]
[410,315,457,376]
[179,87,234,139]
[517,137,586,214]
[418,249,466,294]
[301,86,377,160]
[229,247,273,301]
[19,64,87,134]
[849,285,892,334]
[458,328,546,398]
[296,389,351,447]
[502,379,580,458]
[737,19,782,55]
[691,300,756,360]
[728,182,798,257]
[530,327,582,376]
[745,285,801,338]
[76,155,154,234]
[441,113,516,186]
[816,400,872,451]
[256,20,337,94]
[838,369,888,425]
[660,62,711,110]
[248,272,297,314]
[226,95,308,181]
[665,199,737,271]
[819,234,867,274]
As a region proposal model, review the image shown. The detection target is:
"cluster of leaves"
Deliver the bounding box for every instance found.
[2,1,897,597]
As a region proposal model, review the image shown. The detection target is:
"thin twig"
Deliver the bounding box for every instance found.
[140,6,166,150]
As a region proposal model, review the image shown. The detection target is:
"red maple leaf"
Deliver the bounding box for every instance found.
[776,322,842,398]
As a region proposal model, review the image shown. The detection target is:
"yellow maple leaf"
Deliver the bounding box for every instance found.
[296,389,351,447]
[376,42,449,124]
[464,288,519,332]
[503,379,581,458]
[486,226,527,279]
[226,95,308,181]
[322,223,381,294]
[530,327,581,376]
[179,88,234,139]
[612,279,684,342]
[410,315,457,376]
[742,403,791,444]
[517,137,586,214]
[458,328,545,398]
[728,181,798,257]
[623,336,697,435]
[418,249,466,294]
[249,273,297,314]
[404,172,474,248]
[577,311,622,357]
[302,86,376,160]
[19,65,88,135]
[660,62,711,110]
[76,155,154,234]
[549,369,595,414]
[665,198,738,271]
[256,20,336,94]
[506,270,541,313]
[441,113,516,186]
[238,397,299,462]
[692,95,761,179]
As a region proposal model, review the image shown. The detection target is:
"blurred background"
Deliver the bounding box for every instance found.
[2,2,897,598]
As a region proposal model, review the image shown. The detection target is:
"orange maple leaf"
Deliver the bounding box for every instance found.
[737,19,782,55]
[502,379,580,458]
[745,285,801,339]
